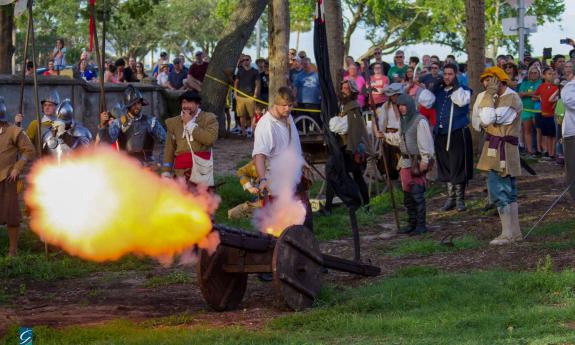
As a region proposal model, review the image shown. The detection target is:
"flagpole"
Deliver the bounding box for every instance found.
[18,0,31,119]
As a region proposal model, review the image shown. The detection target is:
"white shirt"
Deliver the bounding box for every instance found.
[478,87,521,127]
[252,112,302,159]
[157,72,169,87]
[375,102,401,147]
[562,79,575,138]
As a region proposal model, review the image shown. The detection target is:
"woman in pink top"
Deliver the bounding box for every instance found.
[403,67,422,101]
[345,63,366,108]
[368,62,390,107]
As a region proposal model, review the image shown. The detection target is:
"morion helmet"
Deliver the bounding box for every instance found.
[123,85,149,109]
[41,90,61,107]
[56,99,74,125]
[0,97,7,122]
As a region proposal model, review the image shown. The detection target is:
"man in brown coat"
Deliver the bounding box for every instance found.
[0,98,36,256]
[162,91,218,186]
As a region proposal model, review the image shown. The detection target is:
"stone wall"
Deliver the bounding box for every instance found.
[0,75,182,133]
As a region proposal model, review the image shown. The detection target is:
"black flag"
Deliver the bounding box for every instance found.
[313,0,362,210]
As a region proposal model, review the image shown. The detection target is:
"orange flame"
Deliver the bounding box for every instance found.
[25,147,219,263]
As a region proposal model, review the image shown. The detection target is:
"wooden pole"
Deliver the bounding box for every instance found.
[90,0,106,113]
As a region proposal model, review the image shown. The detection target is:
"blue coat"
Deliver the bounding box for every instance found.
[433,85,472,135]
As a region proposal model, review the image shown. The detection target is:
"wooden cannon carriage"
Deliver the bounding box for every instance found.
[197,224,380,312]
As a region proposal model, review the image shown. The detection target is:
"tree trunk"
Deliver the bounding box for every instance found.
[324,0,344,94]
[342,0,366,59]
[201,0,269,136]
[465,0,486,155]
[268,0,289,103]
[0,4,15,74]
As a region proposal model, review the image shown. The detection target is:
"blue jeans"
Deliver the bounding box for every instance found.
[487,171,517,208]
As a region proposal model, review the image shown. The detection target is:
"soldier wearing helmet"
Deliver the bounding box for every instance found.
[41,99,92,157]
[18,90,61,152]
[0,96,36,257]
[98,85,166,165]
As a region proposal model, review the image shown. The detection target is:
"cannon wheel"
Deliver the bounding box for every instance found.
[197,246,247,311]
[273,225,323,311]
[294,115,322,135]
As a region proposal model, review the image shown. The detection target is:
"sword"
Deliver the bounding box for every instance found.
[446,102,454,152]
[523,180,574,239]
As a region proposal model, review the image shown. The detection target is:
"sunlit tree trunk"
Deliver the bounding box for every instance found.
[0,4,15,74]
[268,0,289,103]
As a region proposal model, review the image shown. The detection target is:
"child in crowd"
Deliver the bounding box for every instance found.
[250,103,266,138]
[534,67,559,160]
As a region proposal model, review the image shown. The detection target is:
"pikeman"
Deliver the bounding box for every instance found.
[41,99,92,156]
[475,67,524,245]
[161,90,218,187]
[14,90,60,151]
[99,85,166,166]
[0,97,36,257]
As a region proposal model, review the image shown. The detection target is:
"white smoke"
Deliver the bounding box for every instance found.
[253,145,307,236]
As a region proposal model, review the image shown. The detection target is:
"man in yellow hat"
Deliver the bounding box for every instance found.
[474,66,524,245]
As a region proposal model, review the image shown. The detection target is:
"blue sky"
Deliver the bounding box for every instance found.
[250,2,575,62]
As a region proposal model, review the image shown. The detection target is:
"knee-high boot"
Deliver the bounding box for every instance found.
[410,184,428,236]
[400,191,416,234]
[440,182,455,211]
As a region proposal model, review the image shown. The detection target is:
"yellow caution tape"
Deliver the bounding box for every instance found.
[204,73,321,113]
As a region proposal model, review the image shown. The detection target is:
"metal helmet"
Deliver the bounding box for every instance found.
[0,97,7,122]
[56,99,75,125]
[41,90,61,107]
[110,102,125,119]
[123,85,149,109]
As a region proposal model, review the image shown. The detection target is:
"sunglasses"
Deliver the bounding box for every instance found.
[395,56,404,59]
[374,52,382,55]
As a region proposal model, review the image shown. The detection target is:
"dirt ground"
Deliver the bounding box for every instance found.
[1,136,574,336]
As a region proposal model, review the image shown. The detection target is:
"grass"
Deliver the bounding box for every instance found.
[387,233,483,256]
[528,219,575,238]
[145,271,193,288]
[3,268,575,344]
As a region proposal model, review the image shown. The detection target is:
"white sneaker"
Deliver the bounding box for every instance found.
[230,127,241,134]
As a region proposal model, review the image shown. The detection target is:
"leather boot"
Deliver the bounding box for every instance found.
[455,183,466,212]
[490,204,514,245]
[509,202,523,241]
[400,191,416,234]
[440,182,456,211]
[410,184,428,236]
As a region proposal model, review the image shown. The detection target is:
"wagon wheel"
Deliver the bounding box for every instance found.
[273,225,323,311]
[196,246,247,311]
[294,115,322,135]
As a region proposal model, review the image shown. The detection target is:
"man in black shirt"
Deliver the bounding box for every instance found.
[419,61,442,90]
[369,47,391,76]
[234,55,260,136]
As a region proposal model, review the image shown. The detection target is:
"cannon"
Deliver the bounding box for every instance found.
[196,224,380,311]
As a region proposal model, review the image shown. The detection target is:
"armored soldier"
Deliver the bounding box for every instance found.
[41,99,92,156]
[0,97,36,256]
[99,85,166,165]
[17,90,61,151]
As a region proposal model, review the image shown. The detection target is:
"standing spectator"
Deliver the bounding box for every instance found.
[503,63,519,90]
[408,56,420,69]
[289,58,303,86]
[25,61,34,76]
[42,60,58,76]
[403,67,422,101]
[156,63,170,88]
[178,54,189,75]
[134,62,148,82]
[234,54,260,136]
[293,57,321,125]
[367,62,389,108]
[298,51,307,60]
[104,63,118,83]
[496,55,507,69]
[445,55,457,65]
[259,60,270,103]
[433,63,473,212]
[77,59,95,82]
[255,58,266,73]
[369,47,391,76]
[344,63,366,109]
[51,38,66,74]
[534,67,559,160]
[518,67,542,156]
[127,57,138,78]
[388,50,408,82]
[553,55,566,80]
[561,71,575,200]
[343,56,355,77]
[167,58,187,90]
[186,51,209,92]
[153,52,172,78]
[422,54,432,71]
[114,58,133,83]
[419,61,442,90]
